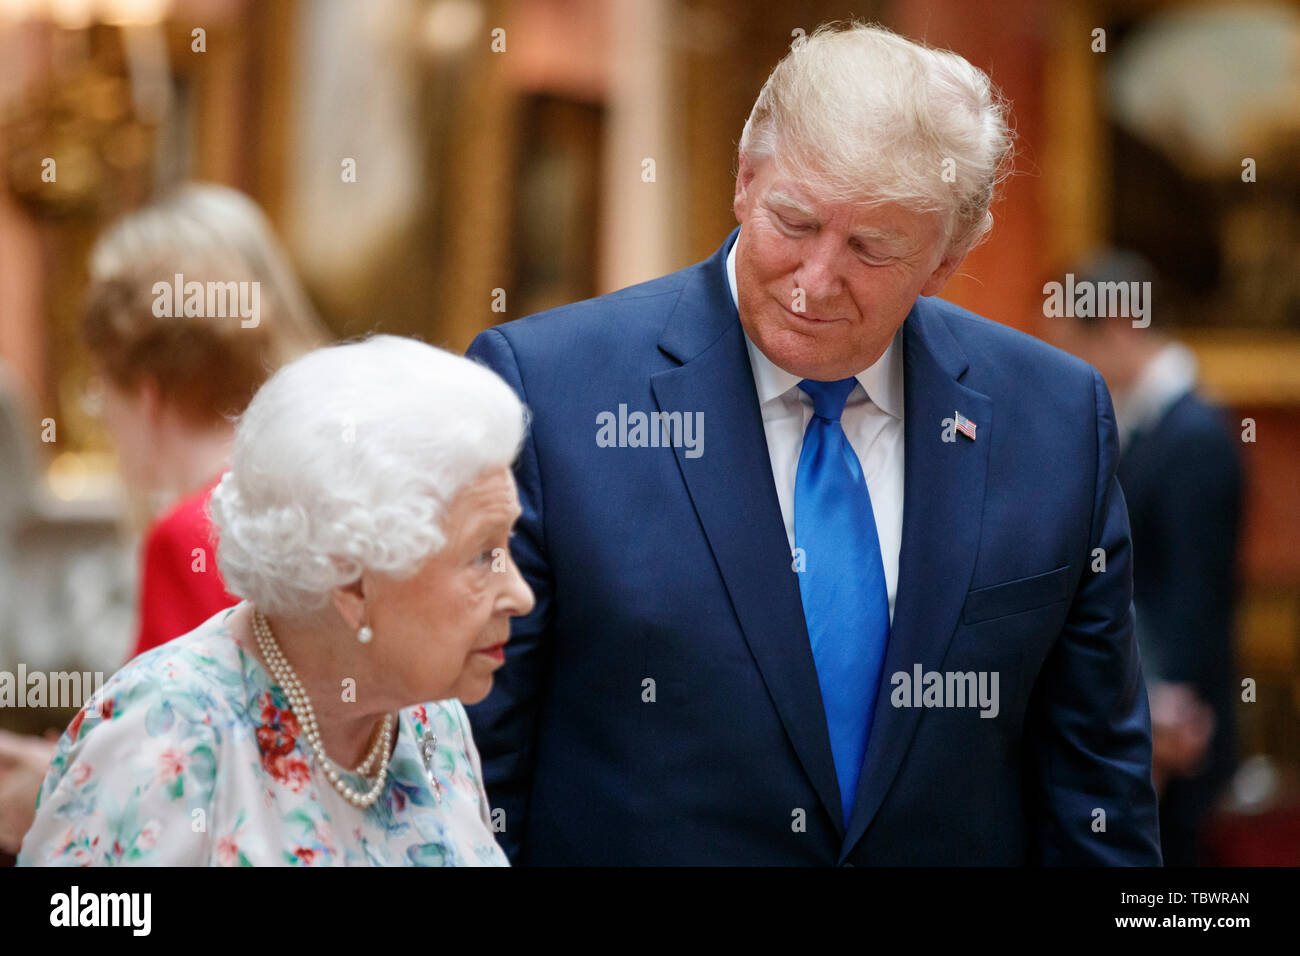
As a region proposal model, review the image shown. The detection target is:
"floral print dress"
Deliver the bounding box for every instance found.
[18,603,508,866]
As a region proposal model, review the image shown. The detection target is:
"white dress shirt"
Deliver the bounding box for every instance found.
[726,237,905,624]
[1112,341,1198,454]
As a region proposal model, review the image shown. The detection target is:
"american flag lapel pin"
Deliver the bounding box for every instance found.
[955,410,977,441]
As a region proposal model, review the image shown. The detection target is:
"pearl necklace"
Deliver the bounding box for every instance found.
[251,608,395,809]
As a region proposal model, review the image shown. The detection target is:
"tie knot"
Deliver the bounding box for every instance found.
[798,377,858,421]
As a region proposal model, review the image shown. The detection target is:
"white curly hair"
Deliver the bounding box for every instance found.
[209,334,526,616]
[738,21,1015,255]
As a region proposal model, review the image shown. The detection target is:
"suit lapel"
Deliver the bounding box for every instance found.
[840,299,993,861]
[648,239,995,849]
[651,230,845,831]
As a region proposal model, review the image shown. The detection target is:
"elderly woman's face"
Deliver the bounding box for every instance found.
[732,155,965,381]
[364,466,533,706]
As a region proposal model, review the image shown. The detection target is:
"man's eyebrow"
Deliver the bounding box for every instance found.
[767,189,909,245]
[765,189,818,217]
[850,226,908,245]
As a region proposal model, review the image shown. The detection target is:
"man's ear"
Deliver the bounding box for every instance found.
[919,248,968,297]
[733,153,759,222]
[329,575,368,631]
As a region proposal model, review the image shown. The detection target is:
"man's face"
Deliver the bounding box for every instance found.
[732,154,966,381]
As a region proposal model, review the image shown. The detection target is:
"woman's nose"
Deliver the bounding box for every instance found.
[502,558,535,618]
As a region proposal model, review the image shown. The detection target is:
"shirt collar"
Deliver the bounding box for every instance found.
[727,231,904,419]
[1114,341,1198,444]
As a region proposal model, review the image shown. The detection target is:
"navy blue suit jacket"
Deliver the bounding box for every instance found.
[466,228,1162,865]
[1120,390,1241,863]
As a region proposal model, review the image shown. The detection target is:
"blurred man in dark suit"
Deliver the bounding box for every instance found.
[1047,249,1243,865]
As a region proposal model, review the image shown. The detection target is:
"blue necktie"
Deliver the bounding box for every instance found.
[794,377,891,829]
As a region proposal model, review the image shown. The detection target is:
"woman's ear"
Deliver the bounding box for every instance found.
[329,575,368,631]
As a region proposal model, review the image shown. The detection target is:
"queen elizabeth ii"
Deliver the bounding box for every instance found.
[19,335,534,866]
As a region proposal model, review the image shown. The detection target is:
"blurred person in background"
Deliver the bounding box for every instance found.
[0,183,328,856]
[81,182,328,656]
[21,336,532,866]
[1045,248,1242,866]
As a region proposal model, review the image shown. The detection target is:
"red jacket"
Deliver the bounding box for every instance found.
[131,476,238,658]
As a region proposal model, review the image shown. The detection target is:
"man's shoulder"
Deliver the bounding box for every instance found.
[1142,390,1242,478]
[1161,390,1236,443]
[478,259,703,354]
[916,295,1100,396]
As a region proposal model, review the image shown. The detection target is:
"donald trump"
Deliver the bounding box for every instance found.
[465,21,1161,865]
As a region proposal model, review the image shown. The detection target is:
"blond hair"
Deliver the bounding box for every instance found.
[83,183,329,426]
[739,22,1015,254]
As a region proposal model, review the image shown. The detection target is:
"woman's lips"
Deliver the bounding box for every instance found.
[476,643,506,663]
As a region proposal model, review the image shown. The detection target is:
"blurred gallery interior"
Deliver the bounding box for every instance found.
[0,0,1298,864]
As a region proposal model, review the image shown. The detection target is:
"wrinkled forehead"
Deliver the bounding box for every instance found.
[761,172,948,246]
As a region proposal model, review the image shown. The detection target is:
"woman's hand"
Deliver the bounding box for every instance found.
[0,729,57,855]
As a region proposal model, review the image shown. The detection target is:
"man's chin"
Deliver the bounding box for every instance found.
[755,326,851,380]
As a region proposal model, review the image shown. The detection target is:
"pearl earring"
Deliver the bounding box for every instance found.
[358,624,373,645]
